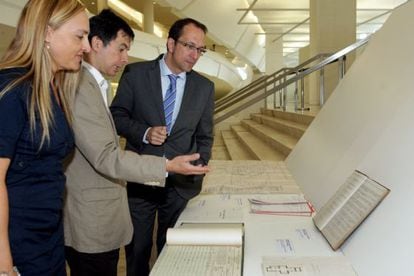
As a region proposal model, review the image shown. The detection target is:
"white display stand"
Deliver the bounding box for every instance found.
[286,1,414,275]
[175,194,344,276]
[152,2,414,275]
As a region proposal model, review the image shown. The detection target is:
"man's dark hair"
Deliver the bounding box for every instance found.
[168,18,208,41]
[89,9,134,46]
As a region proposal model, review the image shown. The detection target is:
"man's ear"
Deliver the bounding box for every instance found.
[91,36,103,51]
[167,38,175,53]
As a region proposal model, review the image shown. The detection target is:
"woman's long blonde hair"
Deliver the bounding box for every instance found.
[0,0,85,147]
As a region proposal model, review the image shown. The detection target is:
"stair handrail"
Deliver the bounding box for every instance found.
[215,75,268,107]
[215,53,330,113]
[214,37,370,125]
[215,69,289,109]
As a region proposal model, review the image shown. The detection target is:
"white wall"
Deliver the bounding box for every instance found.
[286,1,414,275]
[0,1,25,26]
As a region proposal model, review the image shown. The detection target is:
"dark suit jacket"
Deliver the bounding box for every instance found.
[110,55,214,199]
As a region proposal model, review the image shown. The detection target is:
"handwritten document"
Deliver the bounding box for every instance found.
[150,223,243,276]
[178,194,244,222]
[313,170,390,250]
[202,160,300,194]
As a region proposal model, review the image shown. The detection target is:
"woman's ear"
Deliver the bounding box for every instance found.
[45,25,53,44]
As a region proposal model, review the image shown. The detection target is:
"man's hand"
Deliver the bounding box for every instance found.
[146,126,167,145]
[166,153,210,175]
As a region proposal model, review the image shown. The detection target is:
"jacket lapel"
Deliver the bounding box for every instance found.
[147,58,166,125]
[84,69,119,143]
[171,72,196,134]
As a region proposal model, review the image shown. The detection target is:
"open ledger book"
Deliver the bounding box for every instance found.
[150,223,244,276]
[313,170,390,250]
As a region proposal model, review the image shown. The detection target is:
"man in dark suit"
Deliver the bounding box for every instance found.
[110,18,214,276]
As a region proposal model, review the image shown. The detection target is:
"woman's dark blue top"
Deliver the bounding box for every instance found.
[0,68,74,275]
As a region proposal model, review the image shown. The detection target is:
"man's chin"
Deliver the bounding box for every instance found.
[106,70,118,77]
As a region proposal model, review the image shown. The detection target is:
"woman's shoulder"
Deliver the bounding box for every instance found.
[0,67,30,99]
[0,67,28,79]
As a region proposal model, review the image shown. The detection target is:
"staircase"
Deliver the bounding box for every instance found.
[212,107,317,161]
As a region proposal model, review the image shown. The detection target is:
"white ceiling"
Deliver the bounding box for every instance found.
[239,0,409,62]
[0,0,410,98]
[79,0,412,69]
[1,0,410,72]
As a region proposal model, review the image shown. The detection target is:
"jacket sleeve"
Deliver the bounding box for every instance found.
[72,75,166,186]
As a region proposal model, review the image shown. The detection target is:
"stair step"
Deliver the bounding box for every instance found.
[221,130,257,160]
[251,113,307,138]
[211,147,230,160]
[211,132,230,160]
[241,119,298,156]
[231,125,286,161]
[261,108,316,126]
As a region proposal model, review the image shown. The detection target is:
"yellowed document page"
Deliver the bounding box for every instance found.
[313,170,389,250]
[202,160,300,194]
[150,224,243,276]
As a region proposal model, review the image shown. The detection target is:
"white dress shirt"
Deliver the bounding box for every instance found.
[82,61,110,109]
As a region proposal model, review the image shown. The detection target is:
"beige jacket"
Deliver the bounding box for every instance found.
[64,68,166,253]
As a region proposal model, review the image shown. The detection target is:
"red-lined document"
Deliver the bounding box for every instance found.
[248,195,314,216]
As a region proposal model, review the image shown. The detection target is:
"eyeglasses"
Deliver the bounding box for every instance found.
[175,40,207,56]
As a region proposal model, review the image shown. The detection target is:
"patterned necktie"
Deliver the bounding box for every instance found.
[164,74,178,134]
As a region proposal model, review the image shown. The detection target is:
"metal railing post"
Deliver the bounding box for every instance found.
[283,73,287,110]
[264,78,268,108]
[279,82,284,108]
[294,72,299,111]
[296,74,310,111]
[338,56,345,79]
[275,79,283,109]
[320,68,325,106]
[273,79,278,108]
[282,81,287,111]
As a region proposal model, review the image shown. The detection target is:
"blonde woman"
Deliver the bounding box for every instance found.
[0,0,90,275]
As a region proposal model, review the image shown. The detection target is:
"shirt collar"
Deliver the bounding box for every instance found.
[159,56,186,80]
[82,61,107,89]
[82,61,109,108]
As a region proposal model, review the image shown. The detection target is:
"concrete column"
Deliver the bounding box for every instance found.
[143,0,154,34]
[265,34,284,109]
[308,0,356,106]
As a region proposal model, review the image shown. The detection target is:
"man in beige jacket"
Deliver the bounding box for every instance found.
[63,10,209,276]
